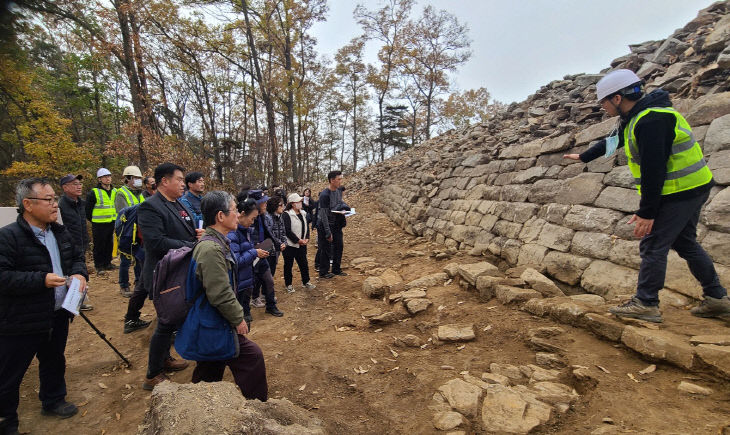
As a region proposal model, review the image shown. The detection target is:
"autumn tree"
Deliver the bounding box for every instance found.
[334,38,368,173]
[440,87,504,131]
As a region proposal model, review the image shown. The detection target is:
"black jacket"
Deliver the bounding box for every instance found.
[59,194,89,252]
[138,191,197,291]
[580,89,713,219]
[0,215,88,335]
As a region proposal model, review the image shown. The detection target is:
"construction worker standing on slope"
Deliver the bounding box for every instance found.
[85,168,117,275]
[564,69,730,323]
[115,165,145,297]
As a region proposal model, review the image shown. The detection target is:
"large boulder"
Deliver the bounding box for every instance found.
[581,260,637,299]
[703,113,730,153]
[481,385,552,434]
[406,272,449,289]
[138,381,325,435]
[457,261,500,286]
[437,379,483,418]
[520,268,565,297]
[621,326,696,370]
[686,93,730,127]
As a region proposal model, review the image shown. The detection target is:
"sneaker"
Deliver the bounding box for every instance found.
[41,400,78,419]
[251,296,266,308]
[303,282,316,290]
[333,271,348,276]
[142,373,170,391]
[690,295,730,319]
[286,285,295,293]
[608,297,663,323]
[120,287,133,298]
[80,303,93,311]
[265,307,284,317]
[319,273,335,279]
[163,357,189,371]
[124,318,151,334]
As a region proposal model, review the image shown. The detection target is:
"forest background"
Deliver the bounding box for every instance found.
[0,0,499,199]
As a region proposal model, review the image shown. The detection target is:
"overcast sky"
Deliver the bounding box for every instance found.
[310,0,713,104]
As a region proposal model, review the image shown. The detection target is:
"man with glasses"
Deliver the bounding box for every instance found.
[58,174,88,255]
[0,178,88,435]
[85,168,117,275]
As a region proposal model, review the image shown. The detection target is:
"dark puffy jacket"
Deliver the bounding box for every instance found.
[227,224,258,291]
[59,194,89,252]
[0,214,88,335]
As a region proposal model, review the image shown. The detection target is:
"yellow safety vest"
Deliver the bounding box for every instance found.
[118,185,145,207]
[91,187,118,223]
[624,107,713,196]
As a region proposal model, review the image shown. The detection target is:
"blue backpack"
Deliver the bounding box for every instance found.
[114,205,143,261]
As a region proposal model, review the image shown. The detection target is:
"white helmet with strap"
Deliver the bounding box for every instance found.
[596,69,643,101]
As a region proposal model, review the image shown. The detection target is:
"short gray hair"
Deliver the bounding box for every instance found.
[201,190,235,227]
[16,178,50,213]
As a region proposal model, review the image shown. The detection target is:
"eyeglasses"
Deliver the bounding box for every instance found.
[28,196,59,205]
[67,181,82,186]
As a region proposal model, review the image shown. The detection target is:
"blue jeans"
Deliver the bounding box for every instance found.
[636,190,727,306]
[119,254,141,289]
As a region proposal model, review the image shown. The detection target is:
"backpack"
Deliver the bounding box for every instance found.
[114,205,140,260]
[151,234,219,326]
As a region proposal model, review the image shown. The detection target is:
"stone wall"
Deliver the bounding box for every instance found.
[352,2,730,302]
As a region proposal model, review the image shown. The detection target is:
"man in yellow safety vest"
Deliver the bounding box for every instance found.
[85,168,117,275]
[115,165,145,297]
[564,69,729,323]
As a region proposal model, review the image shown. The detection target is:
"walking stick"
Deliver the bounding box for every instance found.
[79,312,132,367]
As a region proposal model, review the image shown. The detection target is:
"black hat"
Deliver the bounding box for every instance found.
[60,174,83,186]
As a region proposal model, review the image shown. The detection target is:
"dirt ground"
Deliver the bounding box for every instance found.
[15,191,730,434]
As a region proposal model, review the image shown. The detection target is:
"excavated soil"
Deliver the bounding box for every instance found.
[15,191,730,434]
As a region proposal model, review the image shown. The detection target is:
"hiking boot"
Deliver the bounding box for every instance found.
[142,373,170,391]
[163,357,189,371]
[608,297,663,323]
[124,318,151,334]
[319,273,335,279]
[333,271,348,277]
[251,296,266,308]
[690,295,730,319]
[41,400,78,419]
[303,282,316,290]
[80,303,93,311]
[265,307,284,317]
[120,286,133,298]
[285,285,295,293]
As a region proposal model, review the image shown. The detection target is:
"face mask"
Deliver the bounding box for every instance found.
[133,178,143,188]
[604,125,620,158]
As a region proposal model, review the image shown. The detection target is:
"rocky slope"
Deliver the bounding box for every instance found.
[351,1,730,303]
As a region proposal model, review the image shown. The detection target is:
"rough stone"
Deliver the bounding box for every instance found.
[438,324,476,342]
[537,223,574,252]
[138,381,324,435]
[433,411,465,431]
[481,372,511,386]
[603,165,635,188]
[351,257,377,267]
[362,276,388,298]
[575,117,617,146]
[530,382,580,405]
[517,243,550,267]
[544,251,592,285]
[535,353,567,369]
[581,261,638,300]
[621,326,696,370]
[707,149,730,185]
[704,230,730,265]
[369,311,400,325]
[395,334,422,347]
[694,344,730,377]
[437,379,483,417]
[703,185,730,232]
[569,294,606,306]
[571,231,613,259]
[443,262,461,278]
[594,187,640,213]
[690,335,730,346]
[489,363,524,381]
[528,336,566,354]
[405,298,432,315]
[584,313,625,342]
[702,14,730,51]
[520,268,565,297]
[496,285,542,305]
[406,272,449,289]
[524,365,560,383]
[687,93,730,127]
[555,173,605,205]
[541,133,574,153]
[480,385,551,434]
[677,381,713,395]
[457,261,500,286]
[704,113,730,154]
[563,205,625,233]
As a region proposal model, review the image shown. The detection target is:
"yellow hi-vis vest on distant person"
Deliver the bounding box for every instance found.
[118,185,145,207]
[91,187,118,223]
[624,107,713,196]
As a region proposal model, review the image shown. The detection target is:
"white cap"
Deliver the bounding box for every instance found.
[595,69,642,101]
[96,168,112,178]
[122,165,143,177]
[287,193,303,203]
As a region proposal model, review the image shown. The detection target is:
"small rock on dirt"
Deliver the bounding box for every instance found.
[369,311,400,325]
[535,353,567,369]
[437,379,483,417]
[438,324,476,342]
[394,334,422,347]
[496,285,542,305]
[677,381,713,395]
[481,372,511,386]
[433,411,465,430]
[520,268,565,297]
[405,298,432,315]
[489,363,524,381]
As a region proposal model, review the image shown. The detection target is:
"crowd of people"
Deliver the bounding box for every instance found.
[0,164,351,435]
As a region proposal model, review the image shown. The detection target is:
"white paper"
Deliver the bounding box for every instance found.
[62,277,85,315]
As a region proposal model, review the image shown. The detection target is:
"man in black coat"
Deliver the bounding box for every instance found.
[121,163,203,391]
[58,174,89,254]
[0,178,88,435]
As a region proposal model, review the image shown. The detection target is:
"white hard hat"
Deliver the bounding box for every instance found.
[96,168,112,178]
[595,69,642,101]
[122,165,143,177]
[287,193,303,203]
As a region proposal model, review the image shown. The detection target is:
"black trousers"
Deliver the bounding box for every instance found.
[125,276,147,322]
[0,311,71,430]
[91,222,114,268]
[252,255,278,299]
[283,245,310,286]
[636,190,727,306]
[318,225,343,276]
[146,320,176,379]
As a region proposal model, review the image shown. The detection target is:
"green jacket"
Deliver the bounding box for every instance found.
[192,227,244,327]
